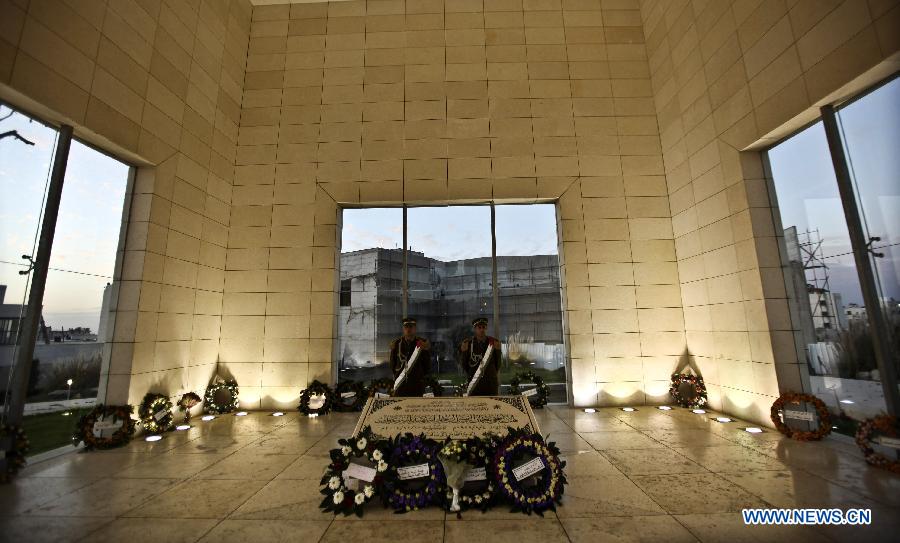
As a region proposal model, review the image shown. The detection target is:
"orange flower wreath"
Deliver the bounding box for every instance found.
[770,392,831,441]
[855,415,900,474]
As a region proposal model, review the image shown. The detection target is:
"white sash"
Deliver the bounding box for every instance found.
[464,343,494,396]
[392,344,421,392]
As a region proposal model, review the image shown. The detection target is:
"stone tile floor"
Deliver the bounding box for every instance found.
[2,406,899,542]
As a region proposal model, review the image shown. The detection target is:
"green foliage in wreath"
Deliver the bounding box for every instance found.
[204,379,239,414]
[669,373,708,409]
[298,380,335,415]
[334,380,369,412]
[423,376,443,397]
[138,393,174,434]
[493,427,566,515]
[320,426,389,516]
[1,424,30,483]
[509,371,549,408]
[368,378,394,398]
[440,434,499,512]
[73,404,136,451]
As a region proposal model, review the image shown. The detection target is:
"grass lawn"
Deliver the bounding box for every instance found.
[22,408,90,456]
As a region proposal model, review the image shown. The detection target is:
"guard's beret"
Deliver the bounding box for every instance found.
[472,317,488,326]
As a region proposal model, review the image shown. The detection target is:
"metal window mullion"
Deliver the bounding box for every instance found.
[491,203,499,339]
[402,205,407,319]
[821,105,900,417]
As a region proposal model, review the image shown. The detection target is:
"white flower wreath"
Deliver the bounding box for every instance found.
[319,427,387,517]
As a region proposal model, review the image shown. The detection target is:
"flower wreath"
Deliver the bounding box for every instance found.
[299,380,336,415]
[73,404,136,451]
[440,435,498,512]
[320,426,389,517]
[334,380,369,412]
[770,391,831,441]
[0,424,30,482]
[509,371,550,408]
[423,376,443,397]
[493,428,566,515]
[204,379,239,414]
[855,415,900,474]
[368,378,394,398]
[669,373,708,409]
[177,392,202,423]
[138,393,174,434]
[383,433,446,513]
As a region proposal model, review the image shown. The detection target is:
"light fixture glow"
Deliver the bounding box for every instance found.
[692,409,706,414]
[658,406,672,411]
[201,415,215,421]
[584,408,596,413]
[145,435,162,442]
[272,412,284,417]
[235,411,248,416]
[840,399,854,404]
[744,427,763,434]
[716,417,732,423]
[176,425,191,431]
[61,412,71,416]
[308,413,319,418]
[621,407,635,412]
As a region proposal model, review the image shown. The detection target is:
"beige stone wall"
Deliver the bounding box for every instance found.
[640,0,899,422]
[229,0,685,409]
[0,0,252,406]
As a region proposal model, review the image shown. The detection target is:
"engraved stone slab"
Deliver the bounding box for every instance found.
[352,396,541,440]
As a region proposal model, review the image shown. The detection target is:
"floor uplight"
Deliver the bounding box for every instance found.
[692,409,706,414]
[308,413,319,418]
[658,406,672,411]
[176,425,191,431]
[235,411,248,416]
[584,408,596,413]
[145,435,162,442]
[621,407,635,412]
[273,412,284,417]
[201,415,215,421]
[744,427,763,434]
[839,399,854,404]
[716,417,733,423]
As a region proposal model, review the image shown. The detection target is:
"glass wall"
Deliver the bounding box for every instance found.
[337,204,565,400]
[767,76,899,432]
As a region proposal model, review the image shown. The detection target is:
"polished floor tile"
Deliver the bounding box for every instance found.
[445,518,568,543]
[26,477,179,517]
[601,448,707,476]
[0,515,113,543]
[320,519,444,543]
[197,519,332,543]
[560,516,698,543]
[630,473,768,515]
[555,474,666,518]
[123,478,267,519]
[80,517,219,543]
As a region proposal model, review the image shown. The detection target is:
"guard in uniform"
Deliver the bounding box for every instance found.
[458,317,501,396]
[389,317,432,397]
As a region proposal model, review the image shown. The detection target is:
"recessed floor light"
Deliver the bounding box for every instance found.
[621,407,635,412]
[145,435,162,442]
[744,427,763,433]
[176,425,190,431]
[308,413,319,418]
[584,408,596,413]
[273,412,284,417]
[201,415,215,421]
[235,411,248,416]
[716,417,733,423]
[692,409,706,414]
[840,399,854,404]
[658,406,672,410]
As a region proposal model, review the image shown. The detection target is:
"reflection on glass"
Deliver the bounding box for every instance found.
[768,120,887,420]
[337,208,403,383]
[837,77,900,377]
[495,204,565,402]
[408,206,493,387]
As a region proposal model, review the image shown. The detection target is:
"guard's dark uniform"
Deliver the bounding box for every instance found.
[390,335,431,397]
[459,330,501,396]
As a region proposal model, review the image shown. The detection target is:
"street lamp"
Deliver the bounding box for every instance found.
[62,378,73,416]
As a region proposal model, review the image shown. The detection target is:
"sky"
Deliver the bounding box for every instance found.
[341,204,559,261]
[768,77,899,305]
[0,107,128,332]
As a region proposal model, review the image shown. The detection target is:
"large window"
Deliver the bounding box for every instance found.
[337,203,566,400]
[0,104,131,455]
[767,76,899,425]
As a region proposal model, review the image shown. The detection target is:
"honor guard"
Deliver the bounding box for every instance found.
[389,317,432,397]
[458,317,501,396]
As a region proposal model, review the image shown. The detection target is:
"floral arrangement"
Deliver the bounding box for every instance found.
[204,378,239,414]
[138,393,174,434]
[440,435,497,513]
[298,380,335,416]
[770,391,831,441]
[669,373,708,409]
[368,378,394,398]
[382,433,446,513]
[493,428,566,515]
[334,380,369,412]
[320,426,389,517]
[423,376,443,397]
[177,392,202,423]
[73,404,136,451]
[509,371,550,408]
[0,424,29,482]
[855,415,900,474]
